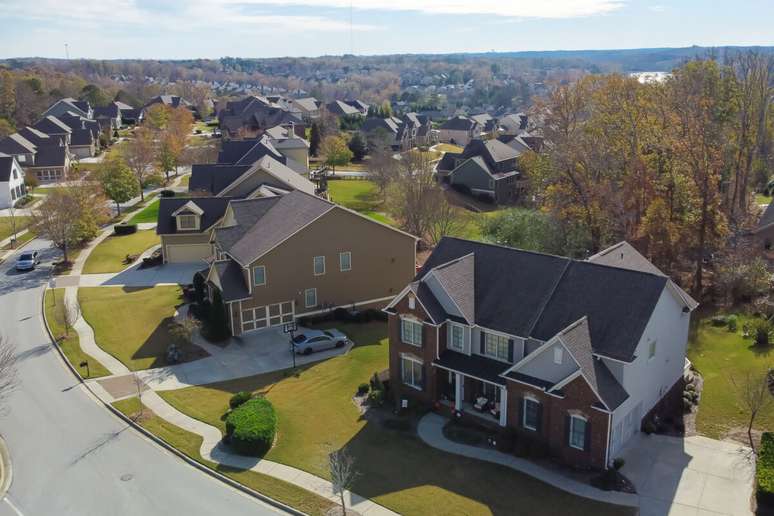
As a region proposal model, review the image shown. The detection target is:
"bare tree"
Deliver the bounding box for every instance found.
[123,126,155,201]
[730,369,773,453]
[367,146,398,200]
[426,190,466,245]
[132,373,145,420]
[0,333,18,414]
[62,296,81,337]
[385,153,442,240]
[328,448,358,516]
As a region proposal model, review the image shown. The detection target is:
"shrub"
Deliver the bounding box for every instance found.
[159,189,175,198]
[114,223,138,235]
[643,419,657,434]
[613,457,625,471]
[203,290,231,342]
[758,432,774,509]
[229,391,252,409]
[727,314,738,332]
[710,315,728,327]
[224,397,277,456]
[357,383,370,396]
[750,317,773,347]
[368,389,385,406]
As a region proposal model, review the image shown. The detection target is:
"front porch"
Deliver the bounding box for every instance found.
[435,367,508,427]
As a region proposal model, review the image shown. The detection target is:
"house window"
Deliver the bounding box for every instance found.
[339,251,351,272]
[523,398,540,431]
[177,214,198,230]
[253,266,266,286]
[408,295,416,310]
[569,415,587,450]
[304,288,317,308]
[484,333,509,361]
[401,356,424,390]
[313,256,325,275]
[401,318,423,347]
[553,346,563,365]
[648,339,657,360]
[449,324,464,351]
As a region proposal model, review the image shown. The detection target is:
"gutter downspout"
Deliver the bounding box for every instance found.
[604,411,612,469]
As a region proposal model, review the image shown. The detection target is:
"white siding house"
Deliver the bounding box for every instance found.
[0,155,27,209]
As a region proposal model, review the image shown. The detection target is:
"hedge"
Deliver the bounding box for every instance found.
[114,223,138,235]
[229,391,252,409]
[758,432,774,509]
[225,397,277,456]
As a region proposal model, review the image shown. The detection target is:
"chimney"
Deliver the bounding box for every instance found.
[287,122,295,139]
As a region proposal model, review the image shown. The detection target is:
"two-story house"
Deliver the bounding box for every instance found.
[0,154,26,209]
[385,237,696,470]
[438,116,479,146]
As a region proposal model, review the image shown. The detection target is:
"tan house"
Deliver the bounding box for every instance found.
[157,197,233,263]
[206,190,417,336]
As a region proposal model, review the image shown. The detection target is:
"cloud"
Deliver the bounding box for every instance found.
[226,0,626,18]
[648,5,667,12]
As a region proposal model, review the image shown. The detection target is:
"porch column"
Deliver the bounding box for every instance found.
[454,373,463,411]
[499,386,508,427]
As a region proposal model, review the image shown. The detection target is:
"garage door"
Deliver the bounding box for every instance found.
[242,301,294,334]
[165,244,212,263]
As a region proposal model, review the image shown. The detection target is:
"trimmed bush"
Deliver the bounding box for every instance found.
[613,457,625,471]
[230,391,252,409]
[159,189,175,198]
[114,223,138,235]
[726,314,738,332]
[357,383,370,396]
[368,389,385,406]
[225,397,277,457]
[758,432,774,509]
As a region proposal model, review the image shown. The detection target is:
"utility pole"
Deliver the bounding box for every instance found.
[64,43,69,60]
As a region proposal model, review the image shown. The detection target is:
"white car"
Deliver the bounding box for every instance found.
[15,251,39,271]
[292,329,348,355]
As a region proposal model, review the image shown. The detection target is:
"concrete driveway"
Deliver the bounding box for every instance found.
[95,325,353,396]
[620,433,755,516]
[56,262,205,288]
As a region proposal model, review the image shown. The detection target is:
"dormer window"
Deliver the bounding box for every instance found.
[177,214,199,231]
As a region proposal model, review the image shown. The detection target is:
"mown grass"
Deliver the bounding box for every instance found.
[327,180,394,225]
[44,288,110,379]
[82,230,160,274]
[127,199,160,225]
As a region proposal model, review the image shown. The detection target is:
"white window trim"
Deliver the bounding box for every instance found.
[484,332,509,361]
[648,339,657,361]
[523,397,540,431]
[304,288,317,308]
[401,355,424,391]
[569,414,587,451]
[408,295,416,310]
[553,346,563,365]
[313,256,326,276]
[400,316,423,347]
[176,213,200,231]
[253,265,266,286]
[449,323,465,352]
[339,251,352,272]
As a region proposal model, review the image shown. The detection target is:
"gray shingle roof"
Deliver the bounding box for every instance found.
[431,253,475,322]
[417,237,668,362]
[32,145,66,167]
[212,260,250,302]
[434,351,507,386]
[326,100,360,117]
[214,190,334,265]
[189,165,251,196]
[0,155,16,182]
[440,116,476,131]
[33,116,72,135]
[156,197,233,235]
[0,133,37,154]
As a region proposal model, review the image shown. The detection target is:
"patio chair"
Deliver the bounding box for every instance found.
[474,396,488,411]
[489,402,500,418]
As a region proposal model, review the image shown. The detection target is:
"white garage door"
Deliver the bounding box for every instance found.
[242,301,294,334]
[165,244,211,263]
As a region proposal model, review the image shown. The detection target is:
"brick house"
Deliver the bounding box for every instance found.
[385,238,697,470]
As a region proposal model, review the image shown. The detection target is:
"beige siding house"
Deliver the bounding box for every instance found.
[157,197,233,263]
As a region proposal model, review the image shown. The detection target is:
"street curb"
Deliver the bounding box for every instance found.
[40,286,303,516]
[0,231,35,265]
[0,433,12,500]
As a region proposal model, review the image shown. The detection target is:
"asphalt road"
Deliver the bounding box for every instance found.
[0,239,282,516]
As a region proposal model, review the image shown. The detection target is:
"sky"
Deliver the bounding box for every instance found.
[1,0,772,60]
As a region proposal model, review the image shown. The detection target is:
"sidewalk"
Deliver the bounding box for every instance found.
[417,413,639,508]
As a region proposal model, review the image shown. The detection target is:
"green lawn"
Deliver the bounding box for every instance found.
[44,289,110,379]
[127,199,160,224]
[688,313,774,440]
[79,286,208,371]
[179,175,190,187]
[333,162,368,172]
[112,397,334,515]
[1,230,35,251]
[0,216,30,241]
[82,230,160,274]
[756,193,772,206]
[434,143,464,153]
[327,180,394,225]
[160,322,633,516]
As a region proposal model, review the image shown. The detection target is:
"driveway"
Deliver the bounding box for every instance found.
[56,262,205,288]
[95,325,353,395]
[620,432,755,516]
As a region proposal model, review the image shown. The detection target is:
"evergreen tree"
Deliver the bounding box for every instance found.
[348,132,367,161]
[206,290,231,342]
[309,122,321,157]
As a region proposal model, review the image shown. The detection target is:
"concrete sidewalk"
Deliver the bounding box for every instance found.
[417,412,639,508]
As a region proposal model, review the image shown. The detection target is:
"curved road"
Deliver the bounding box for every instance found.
[0,240,282,516]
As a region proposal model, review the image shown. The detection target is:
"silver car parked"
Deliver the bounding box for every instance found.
[292,329,348,355]
[15,251,39,271]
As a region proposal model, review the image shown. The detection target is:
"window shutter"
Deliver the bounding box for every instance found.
[508,339,514,362]
[480,332,485,354]
[517,397,524,428]
[584,419,591,452]
[564,415,571,446]
[535,402,543,434]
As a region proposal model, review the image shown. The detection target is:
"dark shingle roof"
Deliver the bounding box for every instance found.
[434,350,507,386]
[440,116,476,131]
[212,260,250,302]
[32,145,67,167]
[213,190,334,265]
[326,100,360,117]
[70,128,94,147]
[0,133,37,155]
[156,197,233,235]
[189,165,251,196]
[33,116,72,135]
[431,253,475,322]
[0,155,15,182]
[417,238,668,362]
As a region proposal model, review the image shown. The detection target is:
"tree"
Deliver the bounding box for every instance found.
[714,253,770,304]
[328,448,358,515]
[62,296,81,338]
[481,208,571,255]
[426,190,466,245]
[320,135,353,175]
[0,333,18,415]
[99,157,139,215]
[385,153,439,239]
[309,122,321,157]
[123,126,155,201]
[79,84,110,107]
[30,186,108,263]
[144,104,170,130]
[348,132,367,161]
[204,290,230,342]
[729,370,773,453]
[367,146,398,199]
[156,133,179,183]
[0,118,13,138]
